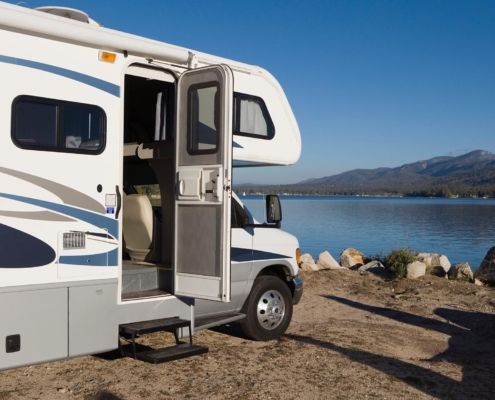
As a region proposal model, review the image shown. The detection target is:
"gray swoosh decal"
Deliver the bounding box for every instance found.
[0,192,118,238]
[0,167,105,214]
[0,210,75,222]
[0,54,120,97]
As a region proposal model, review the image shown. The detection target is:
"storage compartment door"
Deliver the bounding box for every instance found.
[174,65,233,302]
[0,288,68,370]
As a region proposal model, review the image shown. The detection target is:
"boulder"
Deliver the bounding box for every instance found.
[299,253,319,272]
[435,255,451,274]
[339,248,365,269]
[416,252,434,268]
[358,260,386,276]
[416,253,451,274]
[476,247,495,285]
[406,261,426,279]
[317,251,344,270]
[448,262,474,282]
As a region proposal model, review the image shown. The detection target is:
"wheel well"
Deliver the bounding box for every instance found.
[257,265,295,296]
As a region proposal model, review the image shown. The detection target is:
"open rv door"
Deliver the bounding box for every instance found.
[174,65,233,302]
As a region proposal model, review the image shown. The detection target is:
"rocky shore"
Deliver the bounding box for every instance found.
[299,246,495,286]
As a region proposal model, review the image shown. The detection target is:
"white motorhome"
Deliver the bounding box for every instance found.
[0,2,302,369]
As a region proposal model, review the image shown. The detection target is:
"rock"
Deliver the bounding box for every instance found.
[416,253,451,274]
[299,262,319,272]
[300,253,315,264]
[474,278,483,286]
[317,251,344,270]
[435,255,451,274]
[299,253,319,272]
[416,252,434,268]
[476,247,495,285]
[339,248,365,269]
[448,262,474,282]
[406,261,426,279]
[358,260,386,276]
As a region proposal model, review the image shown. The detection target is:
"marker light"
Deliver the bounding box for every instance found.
[99,51,117,63]
[296,248,301,266]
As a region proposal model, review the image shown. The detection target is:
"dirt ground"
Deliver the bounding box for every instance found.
[1,269,494,400]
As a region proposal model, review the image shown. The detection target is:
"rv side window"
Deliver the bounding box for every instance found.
[233,93,275,139]
[187,83,219,154]
[12,96,106,154]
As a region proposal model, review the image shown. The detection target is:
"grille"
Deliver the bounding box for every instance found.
[63,232,86,249]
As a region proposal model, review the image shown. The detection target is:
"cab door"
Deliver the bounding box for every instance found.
[174,65,233,302]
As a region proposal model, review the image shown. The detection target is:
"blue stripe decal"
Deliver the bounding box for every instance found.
[59,249,118,267]
[231,247,291,262]
[0,193,118,238]
[233,141,243,149]
[0,54,120,97]
[231,247,252,262]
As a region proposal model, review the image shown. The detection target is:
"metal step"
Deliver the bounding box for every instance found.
[135,343,208,364]
[195,312,246,331]
[120,317,189,338]
[119,317,208,363]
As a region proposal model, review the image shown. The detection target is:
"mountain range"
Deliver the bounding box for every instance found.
[236,150,495,197]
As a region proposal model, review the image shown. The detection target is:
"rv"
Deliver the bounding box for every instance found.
[0,2,302,369]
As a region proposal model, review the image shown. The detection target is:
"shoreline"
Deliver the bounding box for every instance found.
[238,193,495,200]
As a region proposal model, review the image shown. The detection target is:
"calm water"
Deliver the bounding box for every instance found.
[242,195,495,269]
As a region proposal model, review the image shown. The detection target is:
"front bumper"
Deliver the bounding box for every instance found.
[292,275,303,305]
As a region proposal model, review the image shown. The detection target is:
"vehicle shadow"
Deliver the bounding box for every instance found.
[284,295,495,399]
[209,322,249,339]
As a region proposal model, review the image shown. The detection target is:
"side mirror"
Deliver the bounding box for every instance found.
[265,194,282,226]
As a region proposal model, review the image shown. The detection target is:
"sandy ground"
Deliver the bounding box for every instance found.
[1,269,494,400]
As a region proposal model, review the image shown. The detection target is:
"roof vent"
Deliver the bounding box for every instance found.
[35,6,101,26]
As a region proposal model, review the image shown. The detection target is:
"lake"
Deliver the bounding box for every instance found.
[241,195,495,269]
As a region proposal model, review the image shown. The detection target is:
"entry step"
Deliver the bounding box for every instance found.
[119,317,208,363]
[120,317,189,338]
[136,343,208,364]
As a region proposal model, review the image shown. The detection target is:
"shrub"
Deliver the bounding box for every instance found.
[384,248,415,278]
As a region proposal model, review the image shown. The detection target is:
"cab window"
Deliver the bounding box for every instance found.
[232,199,248,228]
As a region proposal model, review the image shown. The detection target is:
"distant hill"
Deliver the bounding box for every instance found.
[236,150,495,197]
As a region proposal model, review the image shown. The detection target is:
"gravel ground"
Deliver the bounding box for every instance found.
[1,269,494,400]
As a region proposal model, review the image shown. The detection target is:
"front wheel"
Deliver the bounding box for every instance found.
[240,275,293,341]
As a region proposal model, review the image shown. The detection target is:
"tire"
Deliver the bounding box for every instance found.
[240,275,293,341]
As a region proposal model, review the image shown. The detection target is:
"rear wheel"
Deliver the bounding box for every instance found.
[240,275,293,341]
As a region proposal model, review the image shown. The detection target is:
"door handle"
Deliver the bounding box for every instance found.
[115,185,122,219]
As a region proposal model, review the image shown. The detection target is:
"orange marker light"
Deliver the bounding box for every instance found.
[296,248,301,266]
[99,51,117,63]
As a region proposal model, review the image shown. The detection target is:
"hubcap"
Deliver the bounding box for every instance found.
[256,289,286,330]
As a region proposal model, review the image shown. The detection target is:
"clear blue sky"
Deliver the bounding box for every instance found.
[8,0,495,184]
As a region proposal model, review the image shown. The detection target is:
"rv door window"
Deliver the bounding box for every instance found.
[12,96,106,154]
[233,93,274,139]
[187,83,219,154]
